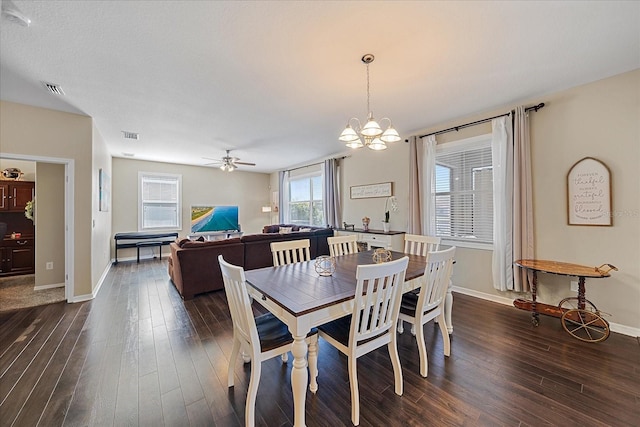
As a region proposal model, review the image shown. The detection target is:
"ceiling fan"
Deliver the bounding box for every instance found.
[203,150,256,172]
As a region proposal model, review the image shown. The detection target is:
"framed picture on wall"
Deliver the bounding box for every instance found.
[567,157,611,226]
[99,168,110,212]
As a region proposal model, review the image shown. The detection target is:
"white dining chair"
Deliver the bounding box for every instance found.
[397,247,455,377]
[398,234,442,334]
[218,255,319,427]
[270,239,311,266]
[318,256,409,426]
[327,234,359,257]
[403,233,441,256]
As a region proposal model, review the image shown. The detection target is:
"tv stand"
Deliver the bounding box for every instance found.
[188,230,243,241]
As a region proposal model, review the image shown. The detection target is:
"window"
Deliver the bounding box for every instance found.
[287,172,324,226]
[433,134,493,249]
[138,172,182,230]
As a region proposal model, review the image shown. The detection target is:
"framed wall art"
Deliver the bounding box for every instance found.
[567,157,611,226]
[350,182,392,199]
[99,168,110,212]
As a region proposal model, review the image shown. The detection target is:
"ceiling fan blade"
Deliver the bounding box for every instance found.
[202,156,219,161]
[204,161,224,166]
[233,161,256,166]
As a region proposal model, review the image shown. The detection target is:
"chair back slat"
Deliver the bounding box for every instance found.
[328,235,358,257]
[417,247,456,313]
[271,239,311,266]
[350,257,409,345]
[218,255,259,346]
[404,234,441,257]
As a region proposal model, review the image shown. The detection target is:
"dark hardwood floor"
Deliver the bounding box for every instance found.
[0,259,638,426]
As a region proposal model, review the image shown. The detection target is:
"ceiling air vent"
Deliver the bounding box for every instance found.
[121,131,140,140]
[42,82,65,95]
[122,152,135,157]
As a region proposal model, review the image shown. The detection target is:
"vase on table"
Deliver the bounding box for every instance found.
[362,217,370,231]
[382,221,390,233]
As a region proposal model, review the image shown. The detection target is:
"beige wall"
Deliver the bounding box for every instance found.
[91,124,112,284]
[337,70,639,331]
[34,162,65,287]
[111,158,270,259]
[0,101,95,298]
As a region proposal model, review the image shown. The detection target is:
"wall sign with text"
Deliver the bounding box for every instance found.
[350,182,392,199]
[567,157,612,226]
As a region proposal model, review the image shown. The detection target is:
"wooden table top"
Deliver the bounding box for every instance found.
[514,259,612,278]
[245,250,427,317]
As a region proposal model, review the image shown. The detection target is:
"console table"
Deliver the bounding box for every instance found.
[113,231,178,264]
[335,228,405,252]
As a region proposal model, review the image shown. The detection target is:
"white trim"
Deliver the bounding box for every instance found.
[110,253,168,263]
[442,239,492,251]
[34,282,65,291]
[451,286,640,338]
[0,152,74,303]
[69,259,111,302]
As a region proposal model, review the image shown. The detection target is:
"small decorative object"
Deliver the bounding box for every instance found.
[372,248,392,264]
[343,222,355,231]
[362,216,370,231]
[11,232,21,239]
[567,157,612,226]
[1,168,23,180]
[314,255,336,276]
[24,199,35,222]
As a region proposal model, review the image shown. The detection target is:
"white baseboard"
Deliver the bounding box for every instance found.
[69,260,112,303]
[451,286,640,338]
[112,253,167,263]
[34,282,65,291]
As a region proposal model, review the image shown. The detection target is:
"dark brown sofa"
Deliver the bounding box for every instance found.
[167,225,333,300]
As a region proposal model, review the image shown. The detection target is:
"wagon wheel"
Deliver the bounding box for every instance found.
[561,308,610,343]
[558,297,599,312]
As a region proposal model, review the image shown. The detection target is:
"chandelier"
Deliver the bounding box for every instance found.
[339,54,401,150]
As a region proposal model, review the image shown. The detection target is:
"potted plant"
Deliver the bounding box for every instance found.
[382,196,398,233]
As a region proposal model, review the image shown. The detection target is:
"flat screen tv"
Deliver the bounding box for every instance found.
[190,205,239,234]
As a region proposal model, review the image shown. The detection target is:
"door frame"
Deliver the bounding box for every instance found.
[0,153,74,301]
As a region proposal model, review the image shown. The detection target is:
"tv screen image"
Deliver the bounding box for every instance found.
[191,205,239,234]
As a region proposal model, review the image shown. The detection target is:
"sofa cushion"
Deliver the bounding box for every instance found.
[180,237,241,248]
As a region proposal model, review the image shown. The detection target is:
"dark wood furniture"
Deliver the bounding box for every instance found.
[0,236,34,276]
[113,231,178,264]
[244,250,427,427]
[0,181,35,277]
[514,259,616,342]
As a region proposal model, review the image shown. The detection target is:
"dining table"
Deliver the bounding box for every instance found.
[244,249,450,427]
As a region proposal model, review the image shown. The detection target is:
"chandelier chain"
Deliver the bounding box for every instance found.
[366,62,371,115]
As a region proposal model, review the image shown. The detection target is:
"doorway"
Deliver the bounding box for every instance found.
[0,153,75,302]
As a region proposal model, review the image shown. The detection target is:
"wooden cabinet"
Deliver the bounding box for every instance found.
[0,181,34,212]
[0,237,35,276]
[336,229,405,252]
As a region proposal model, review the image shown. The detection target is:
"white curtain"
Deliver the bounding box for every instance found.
[408,136,423,234]
[491,116,514,291]
[323,159,341,228]
[421,135,437,236]
[513,106,534,292]
[279,170,290,224]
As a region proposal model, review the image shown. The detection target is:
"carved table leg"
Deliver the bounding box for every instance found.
[291,334,308,427]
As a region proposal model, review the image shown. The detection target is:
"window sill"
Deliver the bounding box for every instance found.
[441,239,493,251]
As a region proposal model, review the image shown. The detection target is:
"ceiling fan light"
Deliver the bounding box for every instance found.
[367,137,387,150]
[339,125,360,142]
[361,117,383,137]
[346,137,364,149]
[380,126,401,143]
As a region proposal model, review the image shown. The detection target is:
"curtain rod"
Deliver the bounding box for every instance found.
[284,155,348,173]
[417,102,545,139]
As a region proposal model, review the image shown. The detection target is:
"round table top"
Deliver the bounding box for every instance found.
[514,259,612,278]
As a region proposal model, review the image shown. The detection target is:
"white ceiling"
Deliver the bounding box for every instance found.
[1,1,638,173]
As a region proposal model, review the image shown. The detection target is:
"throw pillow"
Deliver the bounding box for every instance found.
[196,236,205,241]
[299,227,312,232]
[279,226,293,234]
